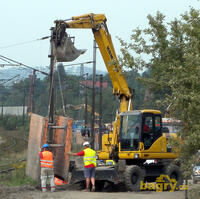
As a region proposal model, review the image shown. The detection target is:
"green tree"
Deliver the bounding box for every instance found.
[118,8,200,179]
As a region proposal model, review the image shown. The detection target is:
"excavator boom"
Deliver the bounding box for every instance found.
[53,13,133,153]
[54,14,132,106]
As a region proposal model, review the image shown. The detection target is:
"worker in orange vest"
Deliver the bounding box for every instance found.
[39,144,55,192]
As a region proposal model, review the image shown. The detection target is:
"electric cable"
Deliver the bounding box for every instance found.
[0,36,50,49]
[0,54,49,76]
[0,75,20,86]
[56,62,66,115]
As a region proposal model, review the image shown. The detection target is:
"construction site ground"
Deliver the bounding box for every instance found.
[0,128,199,199]
[0,185,187,199]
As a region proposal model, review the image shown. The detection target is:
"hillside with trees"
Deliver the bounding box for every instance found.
[0,63,146,124]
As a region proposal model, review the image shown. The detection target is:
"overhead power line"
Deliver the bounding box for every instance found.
[0,54,49,76]
[0,64,20,67]
[0,36,50,49]
[63,61,93,67]
[0,75,20,86]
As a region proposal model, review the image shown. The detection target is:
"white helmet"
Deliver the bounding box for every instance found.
[83,141,90,146]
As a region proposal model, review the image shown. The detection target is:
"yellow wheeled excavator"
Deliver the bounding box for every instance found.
[52,13,183,191]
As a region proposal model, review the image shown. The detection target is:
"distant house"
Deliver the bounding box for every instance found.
[80,80,108,88]
[0,106,27,116]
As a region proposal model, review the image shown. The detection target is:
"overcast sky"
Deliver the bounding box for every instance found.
[0,0,200,76]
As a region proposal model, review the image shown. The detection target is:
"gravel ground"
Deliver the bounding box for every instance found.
[0,185,186,199]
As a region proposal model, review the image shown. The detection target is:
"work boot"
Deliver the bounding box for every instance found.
[82,188,90,192]
[42,188,47,192]
[91,186,95,192]
[51,187,56,192]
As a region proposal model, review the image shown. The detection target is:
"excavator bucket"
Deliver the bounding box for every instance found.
[52,31,86,62]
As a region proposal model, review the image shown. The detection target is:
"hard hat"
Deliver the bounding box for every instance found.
[42,144,49,149]
[83,141,90,146]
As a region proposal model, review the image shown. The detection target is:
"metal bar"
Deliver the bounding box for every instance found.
[57,65,66,115]
[99,74,103,150]
[49,126,66,129]
[91,40,96,149]
[85,73,88,129]
[63,61,93,67]
[48,144,65,147]
[47,27,56,143]
[22,88,25,125]
[32,70,36,113]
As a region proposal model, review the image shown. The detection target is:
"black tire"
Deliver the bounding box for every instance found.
[193,177,197,184]
[124,165,145,191]
[75,181,85,190]
[95,181,105,191]
[163,164,183,191]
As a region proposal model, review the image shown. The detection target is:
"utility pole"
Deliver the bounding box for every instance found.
[27,70,36,113]
[57,66,66,115]
[79,64,84,119]
[32,70,36,113]
[22,88,26,125]
[27,75,32,113]
[99,74,103,150]
[1,104,3,119]
[47,27,55,143]
[91,40,97,149]
[84,73,88,129]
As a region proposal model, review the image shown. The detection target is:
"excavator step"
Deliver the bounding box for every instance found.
[48,125,67,130]
[49,144,65,147]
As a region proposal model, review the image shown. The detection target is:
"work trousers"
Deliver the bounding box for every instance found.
[40,167,55,192]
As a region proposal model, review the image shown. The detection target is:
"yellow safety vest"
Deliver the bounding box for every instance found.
[83,148,97,167]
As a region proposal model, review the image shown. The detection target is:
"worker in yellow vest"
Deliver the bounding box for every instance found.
[39,144,55,192]
[68,141,96,192]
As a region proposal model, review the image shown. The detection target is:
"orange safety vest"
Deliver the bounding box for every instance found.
[40,151,53,168]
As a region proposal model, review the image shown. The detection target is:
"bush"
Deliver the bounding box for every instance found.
[0,115,30,131]
[5,116,18,130]
[0,162,37,186]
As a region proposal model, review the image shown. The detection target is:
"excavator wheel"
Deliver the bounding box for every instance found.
[124,165,145,191]
[74,181,85,190]
[163,164,183,191]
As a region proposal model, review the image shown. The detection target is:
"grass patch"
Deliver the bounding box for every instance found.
[0,163,37,186]
[0,124,35,187]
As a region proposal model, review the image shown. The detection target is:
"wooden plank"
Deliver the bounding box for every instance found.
[26,113,46,181]
[53,116,73,179]
[26,114,73,181]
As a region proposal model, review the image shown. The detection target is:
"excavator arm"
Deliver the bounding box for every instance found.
[54,13,133,156]
[54,14,132,107]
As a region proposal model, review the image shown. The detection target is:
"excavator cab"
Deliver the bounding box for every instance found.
[119,110,162,152]
[119,111,141,151]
